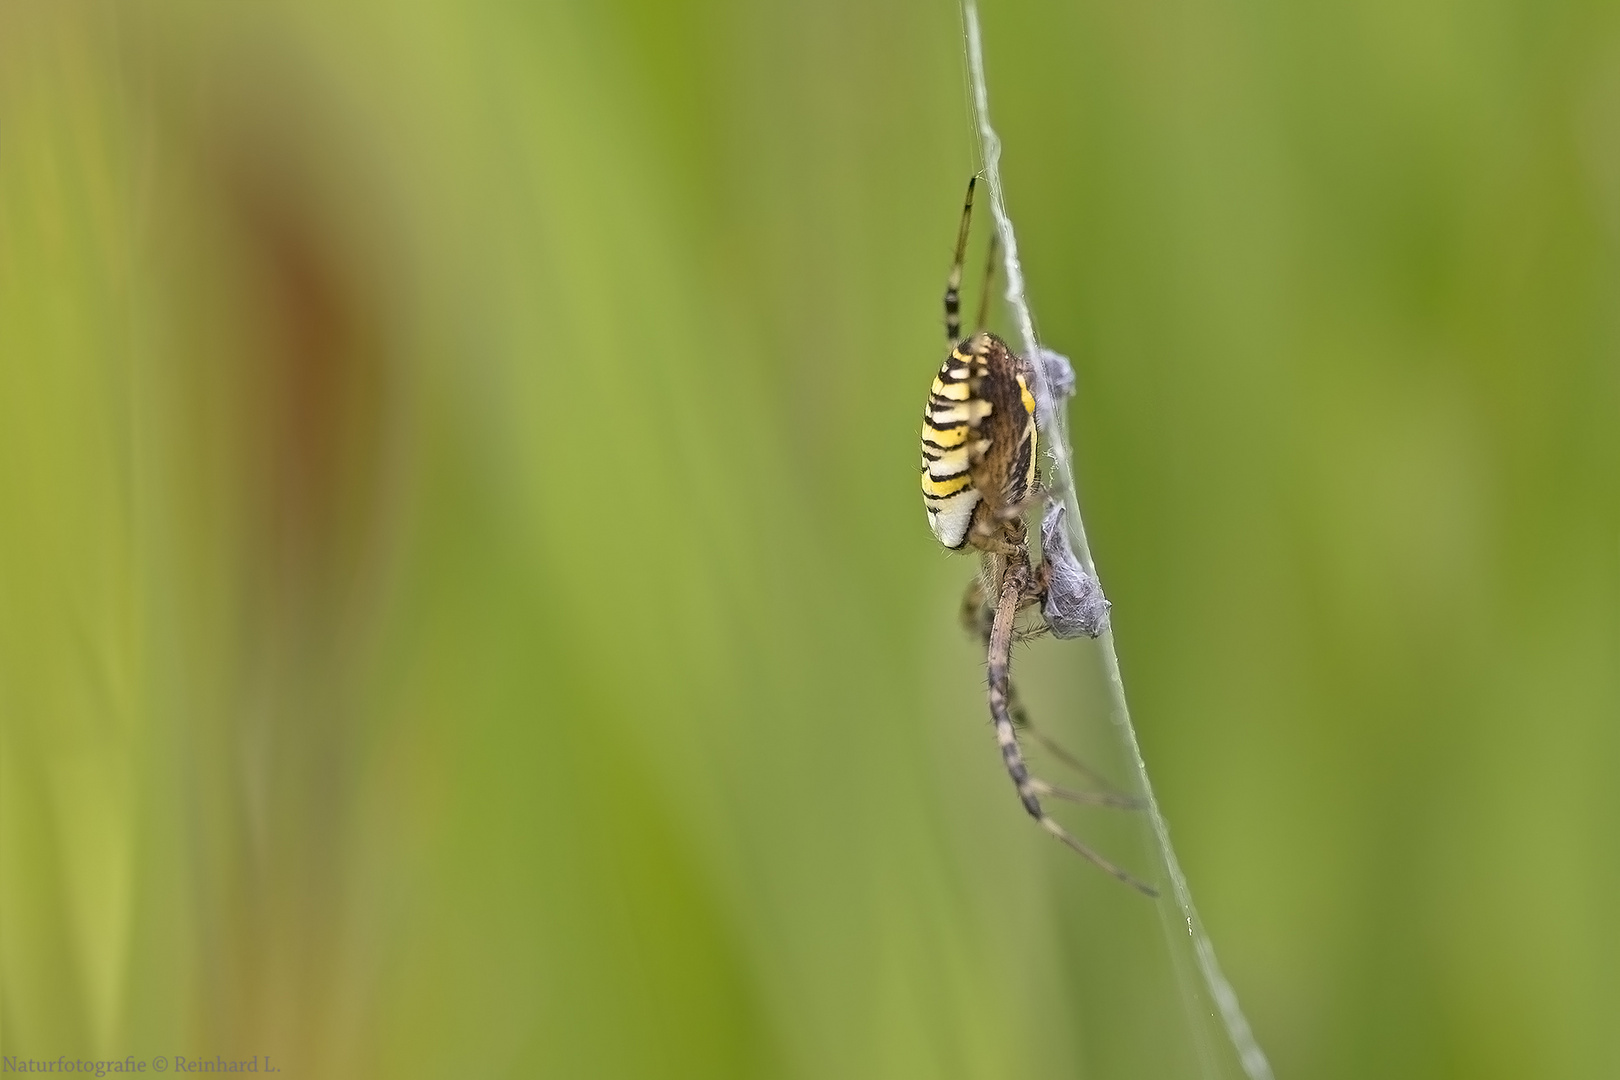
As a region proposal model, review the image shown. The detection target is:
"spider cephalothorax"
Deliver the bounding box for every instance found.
[920,177,1154,896]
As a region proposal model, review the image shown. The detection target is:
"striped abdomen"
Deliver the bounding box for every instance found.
[920,332,1038,550]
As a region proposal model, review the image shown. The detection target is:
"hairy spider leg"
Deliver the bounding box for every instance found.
[958,576,1140,806]
[987,557,1159,897]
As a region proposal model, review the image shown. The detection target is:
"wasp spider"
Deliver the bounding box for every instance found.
[921,178,1155,896]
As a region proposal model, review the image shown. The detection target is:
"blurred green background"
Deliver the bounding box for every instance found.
[2,0,1616,1077]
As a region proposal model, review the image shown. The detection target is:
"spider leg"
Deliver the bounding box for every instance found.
[1020,727,1130,797]
[973,228,1000,333]
[944,177,977,346]
[958,574,1134,799]
[1028,779,1143,810]
[958,573,994,640]
[987,559,1158,897]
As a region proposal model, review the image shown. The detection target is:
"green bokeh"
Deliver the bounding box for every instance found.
[2,1,1616,1078]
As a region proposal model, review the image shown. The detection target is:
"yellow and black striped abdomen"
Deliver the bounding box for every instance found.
[921,331,1038,550]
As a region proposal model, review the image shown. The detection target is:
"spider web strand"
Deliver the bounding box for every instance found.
[959,6,1275,1080]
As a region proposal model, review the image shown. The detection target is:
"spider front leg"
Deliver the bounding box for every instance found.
[986,558,1158,894]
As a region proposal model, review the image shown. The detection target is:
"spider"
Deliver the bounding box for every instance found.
[921,177,1156,896]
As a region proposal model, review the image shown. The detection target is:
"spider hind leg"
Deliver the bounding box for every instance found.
[958,575,1136,801]
[984,559,1157,896]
